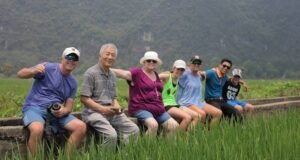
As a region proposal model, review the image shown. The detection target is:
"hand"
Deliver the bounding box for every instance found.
[33,63,46,74]
[243,84,248,92]
[100,107,117,116]
[52,107,68,118]
[110,107,124,114]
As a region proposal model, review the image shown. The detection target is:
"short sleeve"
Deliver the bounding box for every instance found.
[129,68,140,83]
[80,71,94,97]
[205,69,214,80]
[69,79,78,99]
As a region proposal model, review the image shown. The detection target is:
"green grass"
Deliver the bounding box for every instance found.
[238,80,300,99]
[5,109,300,160]
[0,78,300,118]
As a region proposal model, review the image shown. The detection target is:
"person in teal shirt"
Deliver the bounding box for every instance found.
[204,58,243,122]
[159,60,199,131]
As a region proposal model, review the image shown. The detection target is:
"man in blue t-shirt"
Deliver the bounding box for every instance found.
[17,47,86,156]
[204,58,243,122]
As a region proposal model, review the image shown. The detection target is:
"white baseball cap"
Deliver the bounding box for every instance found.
[139,51,162,65]
[62,47,80,58]
[232,68,242,78]
[173,59,186,69]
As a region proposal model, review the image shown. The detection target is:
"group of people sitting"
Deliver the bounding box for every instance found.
[17,43,254,157]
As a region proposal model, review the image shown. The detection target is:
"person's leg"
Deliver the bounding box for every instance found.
[144,118,159,136]
[134,110,159,136]
[63,117,86,154]
[179,106,200,130]
[234,105,243,114]
[202,103,222,129]
[244,103,254,113]
[187,105,206,124]
[221,102,243,122]
[168,107,192,131]
[109,113,140,144]
[27,122,44,156]
[22,108,47,156]
[158,112,179,135]
[83,112,118,150]
[228,100,243,114]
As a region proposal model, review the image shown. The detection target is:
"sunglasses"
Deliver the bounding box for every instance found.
[65,54,79,61]
[146,59,157,64]
[222,64,231,69]
[176,68,185,72]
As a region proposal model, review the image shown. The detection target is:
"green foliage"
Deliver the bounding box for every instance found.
[238,80,300,99]
[5,109,300,159]
[0,0,299,78]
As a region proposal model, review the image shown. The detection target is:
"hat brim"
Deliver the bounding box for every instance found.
[191,59,202,64]
[139,57,162,65]
[174,65,186,69]
[233,75,242,78]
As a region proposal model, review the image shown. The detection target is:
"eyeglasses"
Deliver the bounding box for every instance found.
[176,68,185,72]
[146,59,157,64]
[65,54,79,61]
[222,64,231,69]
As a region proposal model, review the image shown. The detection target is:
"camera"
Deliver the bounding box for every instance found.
[48,103,62,113]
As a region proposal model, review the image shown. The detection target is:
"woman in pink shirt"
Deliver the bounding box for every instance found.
[111,51,179,136]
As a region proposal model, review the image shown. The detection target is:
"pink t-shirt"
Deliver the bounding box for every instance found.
[128,68,166,117]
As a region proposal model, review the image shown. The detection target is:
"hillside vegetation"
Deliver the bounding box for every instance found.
[0,0,299,78]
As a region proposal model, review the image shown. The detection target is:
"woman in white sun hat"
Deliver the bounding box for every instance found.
[159,59,200,131]
[111,51,179,136]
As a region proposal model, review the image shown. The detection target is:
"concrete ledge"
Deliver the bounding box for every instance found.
[245,96,300,105]
[254,100,300,111]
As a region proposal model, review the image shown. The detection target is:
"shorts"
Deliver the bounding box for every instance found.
[22,107,76,132]
[133,110,171,124]
[227,100,247,108]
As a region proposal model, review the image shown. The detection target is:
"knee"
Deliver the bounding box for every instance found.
[133,125,140,135]
[200,112,206,120]
[29,126,44,138]
[215,110,223,118]
[77,121,87,135]
[246,104,254,112]
[146,121,159,132]
[106,130,118,140]
[235,106,243,113]
[183,115,192,123]
[162,118,179,131]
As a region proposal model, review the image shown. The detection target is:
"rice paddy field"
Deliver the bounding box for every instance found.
[4,109,300,160]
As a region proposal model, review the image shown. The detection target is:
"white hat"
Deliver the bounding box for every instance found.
[232,68,242,78]
[173,59,186,69]
[62,47,80,58]
[139,51,162,65]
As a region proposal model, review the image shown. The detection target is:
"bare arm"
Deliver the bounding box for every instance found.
[110,68,132,80]
[239,80,248,92]
[159,72,170,84]
[80,96,116,115]
[199,71,206,81]
[17,63,45,79]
